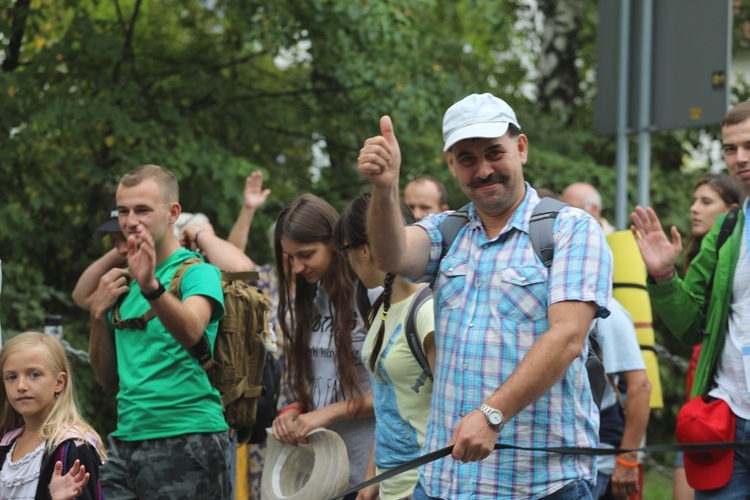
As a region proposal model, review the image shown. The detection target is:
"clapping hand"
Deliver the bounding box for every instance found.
[127,223,159,293]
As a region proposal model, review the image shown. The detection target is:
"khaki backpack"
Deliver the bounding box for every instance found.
[112,257,273,444]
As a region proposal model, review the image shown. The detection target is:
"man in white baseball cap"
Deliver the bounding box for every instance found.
[358,93,612,499]
[441,92,521,151]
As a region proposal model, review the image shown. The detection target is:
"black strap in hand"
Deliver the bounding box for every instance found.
[330,440,750,500]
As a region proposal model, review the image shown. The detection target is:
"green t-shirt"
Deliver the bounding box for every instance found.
[109,248,227,440]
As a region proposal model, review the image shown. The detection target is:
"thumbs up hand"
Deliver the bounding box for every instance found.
[357,115,401,188]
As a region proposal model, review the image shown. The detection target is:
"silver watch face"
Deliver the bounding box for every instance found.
[488,411,503,426]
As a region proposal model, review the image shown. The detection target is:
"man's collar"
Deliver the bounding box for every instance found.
[464,183,535,237]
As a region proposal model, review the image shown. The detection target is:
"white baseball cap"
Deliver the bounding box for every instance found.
[442,93,521,151]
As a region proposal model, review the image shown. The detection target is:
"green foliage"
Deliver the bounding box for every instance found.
[643,466,673,499]
[0,262,69,332]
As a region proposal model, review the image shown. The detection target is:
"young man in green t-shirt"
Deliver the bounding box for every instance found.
[89,164,231,499]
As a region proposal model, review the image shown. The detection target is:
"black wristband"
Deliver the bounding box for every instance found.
[141,281,166,301]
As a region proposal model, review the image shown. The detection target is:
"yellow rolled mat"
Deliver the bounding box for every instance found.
[236,443,248,500]
[606,230,664,409]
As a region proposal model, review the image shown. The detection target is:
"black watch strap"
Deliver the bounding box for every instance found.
[141,281,166,300]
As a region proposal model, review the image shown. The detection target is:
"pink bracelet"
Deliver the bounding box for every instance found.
[650,267,675,279]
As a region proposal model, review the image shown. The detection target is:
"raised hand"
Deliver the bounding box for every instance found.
[630,206,682,275]
[49,460,90,500]
[358,115,402,188]
[243,171,271,211]
[127,223,158,293]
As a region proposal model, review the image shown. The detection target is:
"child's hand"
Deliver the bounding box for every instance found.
[49,459,90,500]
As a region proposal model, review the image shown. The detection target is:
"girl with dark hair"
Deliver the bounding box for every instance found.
[334,192,435,500]
[684,173,745,268]
[270,194,375,493]
[673,173,743,500]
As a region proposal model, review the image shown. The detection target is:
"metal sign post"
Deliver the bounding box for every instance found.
[595,0,731,227]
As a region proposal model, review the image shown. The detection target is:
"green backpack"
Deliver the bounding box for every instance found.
[112,257,273,444]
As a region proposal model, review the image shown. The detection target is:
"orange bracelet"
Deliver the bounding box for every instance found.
[616,456,639,468]
[278,404,303,416]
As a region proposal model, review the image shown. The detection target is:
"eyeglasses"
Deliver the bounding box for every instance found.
[339,242,362,261]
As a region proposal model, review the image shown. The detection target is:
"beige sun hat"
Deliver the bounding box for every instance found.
[261,428,349,500]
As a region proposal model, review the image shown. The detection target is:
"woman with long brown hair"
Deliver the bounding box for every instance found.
[270,194,374,494]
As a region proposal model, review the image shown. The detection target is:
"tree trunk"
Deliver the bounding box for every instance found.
[536,0,585,125]
[2,0,31,73]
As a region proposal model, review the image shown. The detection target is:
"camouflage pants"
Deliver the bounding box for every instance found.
[101,432,231,500]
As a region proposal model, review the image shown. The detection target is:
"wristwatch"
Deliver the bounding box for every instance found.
[141,281,166,301]
[476,403,505,432]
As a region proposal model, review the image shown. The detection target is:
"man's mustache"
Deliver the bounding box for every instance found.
[469,174,508,188]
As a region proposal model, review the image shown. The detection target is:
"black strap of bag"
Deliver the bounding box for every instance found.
[330,440,750,500]
[404,284,434,393]
[697,206,739,337]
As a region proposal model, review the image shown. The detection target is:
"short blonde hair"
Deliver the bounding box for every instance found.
[119,164,179,205]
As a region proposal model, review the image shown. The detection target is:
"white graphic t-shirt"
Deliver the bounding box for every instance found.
[308,285,375,488]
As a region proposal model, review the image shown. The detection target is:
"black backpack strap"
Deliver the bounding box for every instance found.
[430,204,470,289]
[355,279,374,327]
[529,197,567,268]
[698,206,739,336]
[716,206,740,252]
[404,284,434,393]
[438,204,471,261]
[189,335,214,369]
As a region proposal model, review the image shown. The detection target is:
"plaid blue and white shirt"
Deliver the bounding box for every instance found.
[415,185,612,499]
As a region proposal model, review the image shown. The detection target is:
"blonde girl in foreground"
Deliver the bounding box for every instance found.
[0,332,106,499]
